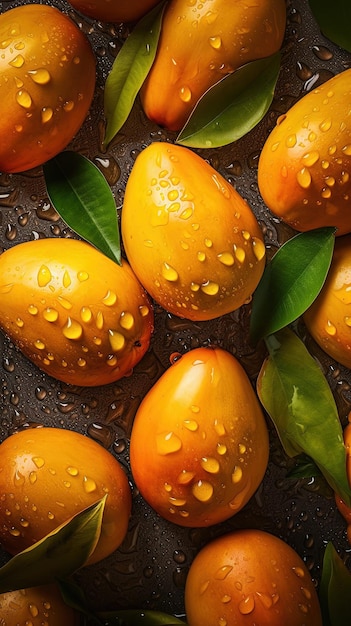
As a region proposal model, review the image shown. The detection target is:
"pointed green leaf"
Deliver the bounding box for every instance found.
[98,610,187,625]
[320,543,351,626]
[256,327,351,506]
[43,151,121,265]
[250,227,335,345]
[103,1,166,147]
[0,496,106,594]
[176,53,281,149]
[309,0,351,53]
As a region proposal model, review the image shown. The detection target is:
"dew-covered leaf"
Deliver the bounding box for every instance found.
[176,53,281,149]
[320,542,351,626]
[103,1,166,147]
[257,327,351,506]
[0,497,106,593]
[309,0,351,52]
[250,227,335,345]
[43,151,121,265]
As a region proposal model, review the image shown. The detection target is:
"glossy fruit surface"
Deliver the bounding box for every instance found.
[258,69,351,235]
[68,0,161,23]
[0,583,80,625]
[121,142,266,321]
[130,347,269,527]
[0,426,132,565]
[335,421,351,544]
[140,0,286,131]
[0,4,95,173]
[185,529,323,626]
[303,234,351,368]
[0,238,154,387]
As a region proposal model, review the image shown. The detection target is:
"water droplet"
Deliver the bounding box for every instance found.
[66,466,79,477]
[63,100,75,112]
[29,471,37,484]
[218,251,234,266]
[296,167,312,189]
[320,118,332,132]
[325,319,337,336]
[234,246,246,264]
[139,304,150,318]
[192,479,213,502]
[83,476,97,493]
[119,311,135,330]
[32,456,45,468]
[252,238,265,262]
[43,307,59,322]
[342,144,351,156]
[37,264,52,287]
[41,107,53,124]
[177,470,195,485]
[108,329,125,351]
[162,262,179,282]
[28,68,51,84]
[103,290,117,306]
[209,35,222,49]
[16,89,32,109]
[62,317,83,340]
[201,457,220,473]
[34,339,45,350]
[78,271,89,282]
[201,281,219,296]
[302,150,320,167]
[238,594,255,615]
[184,419,199,431]
[157,431,182,455]
[179,86,192,102]
[58,296,72,310]
[286,133,297,148]
[292,566,305,578]
[215,565,233,580]
[9,54,25,68]
[232,466,243,483]
[80,306,93,323]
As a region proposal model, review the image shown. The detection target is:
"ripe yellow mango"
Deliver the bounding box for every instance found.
[258,69,351,235]
[141,0,286,131]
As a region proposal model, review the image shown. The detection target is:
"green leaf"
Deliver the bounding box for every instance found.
[103,1,166,147]
[250,227,335,345]
[256,327,351,506]
[43,151,121,265]
[309,0,351,53]
[176,53,281,149]
[286,454,322,480]
[0,496,106,594]
[98,610,187,625]
[320,542,351,626]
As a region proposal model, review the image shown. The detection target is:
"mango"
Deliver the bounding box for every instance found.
[140,0,286,131]
[258,69,351,236]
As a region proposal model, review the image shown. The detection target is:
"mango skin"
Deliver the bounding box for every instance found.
[140,0,287,131]
[121,142,266,321]
[258,69,351,236]
[0,239,154,387]
[303,234,351,369]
